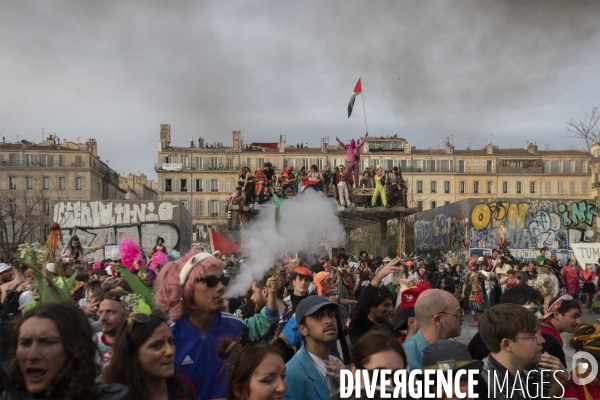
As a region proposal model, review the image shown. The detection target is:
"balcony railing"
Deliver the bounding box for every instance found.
[155,163,241,171]
[497,166,542,173]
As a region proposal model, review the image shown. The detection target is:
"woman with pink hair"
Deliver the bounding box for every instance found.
[155,250,244,400]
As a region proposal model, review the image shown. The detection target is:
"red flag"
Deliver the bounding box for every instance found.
[209,229,244,254]
[250,142,279,149]
[353,78,362,94]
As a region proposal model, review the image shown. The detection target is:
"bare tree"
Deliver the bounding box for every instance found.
[563,106,600,152]
[0,178,70,260]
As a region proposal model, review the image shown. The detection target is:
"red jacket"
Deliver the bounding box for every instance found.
[562,266,580,295]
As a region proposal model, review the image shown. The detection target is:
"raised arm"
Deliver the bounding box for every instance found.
[336,136,348,149]
[357,132,368,148]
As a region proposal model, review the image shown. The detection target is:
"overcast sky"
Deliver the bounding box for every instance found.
[1,1,599,179]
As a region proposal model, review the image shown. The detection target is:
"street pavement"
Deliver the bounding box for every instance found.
[456,312,600,370]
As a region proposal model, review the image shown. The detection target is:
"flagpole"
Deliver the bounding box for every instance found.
[360,77,368,133]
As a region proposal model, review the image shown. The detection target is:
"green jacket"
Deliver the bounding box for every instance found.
[243,306,280,339]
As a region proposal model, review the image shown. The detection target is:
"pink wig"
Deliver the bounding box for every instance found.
[150,251,169,272]
[119,238,146,272]
[155,249,225,321]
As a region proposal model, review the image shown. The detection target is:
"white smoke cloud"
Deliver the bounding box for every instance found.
[225,190,346,297]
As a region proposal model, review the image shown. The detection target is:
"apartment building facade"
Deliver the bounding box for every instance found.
[0,136,125,257]
[119,173,159,200]
[155,125,592,243]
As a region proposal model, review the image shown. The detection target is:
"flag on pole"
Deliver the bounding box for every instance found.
[271,188,282,228]
[348,78,362,118]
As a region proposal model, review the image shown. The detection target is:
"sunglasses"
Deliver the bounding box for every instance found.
[128,309,167,331]
[101,279,121,290]
[196,275,230,288]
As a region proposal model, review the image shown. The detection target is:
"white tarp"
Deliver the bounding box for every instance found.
[570,242,600,266]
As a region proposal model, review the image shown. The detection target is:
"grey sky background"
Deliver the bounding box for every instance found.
[1,1,599,179]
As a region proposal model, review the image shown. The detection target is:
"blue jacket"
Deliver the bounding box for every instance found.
[402,330,429,371]
[283,347,330,400]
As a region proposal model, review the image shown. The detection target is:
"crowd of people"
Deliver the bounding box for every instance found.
[228,133,408,224]
[0,241,599,400]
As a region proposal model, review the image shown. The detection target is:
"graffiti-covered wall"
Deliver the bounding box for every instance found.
[414,198,596,262]
[53,200,192,261]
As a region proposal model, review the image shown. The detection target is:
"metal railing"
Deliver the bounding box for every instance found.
[497,166,542,173]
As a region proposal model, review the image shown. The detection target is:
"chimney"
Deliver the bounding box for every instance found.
[486,143,496,155]
[445,141,454,154]
[232,131,241,153]
[190,138,195,148]
[321,138,328,153]
[527,143,538,154]
[279,135,286,153]
[87,139,98,156]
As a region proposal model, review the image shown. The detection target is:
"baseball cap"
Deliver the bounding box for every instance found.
[294,267,313,277]
[296,296,338,324]
[422,340,483,372]
[0,263,12,274]
[406,260,414,267]
[393,284,431,330]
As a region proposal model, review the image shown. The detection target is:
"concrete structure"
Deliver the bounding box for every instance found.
[119,173,159,200]
[53,200,191,261]
[156,125,594,247]
[414,198,596,263]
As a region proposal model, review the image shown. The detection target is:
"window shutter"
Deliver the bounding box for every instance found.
[491,161,496,173]
[219,200,227,216]
[174,179,180,192]
[218,179,222,192]
[192,179,196,192]
[162,179,166,191]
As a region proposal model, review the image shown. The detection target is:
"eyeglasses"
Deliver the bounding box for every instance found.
[437,310,465,318]
[196,275,230,288]
[507,330,541,342]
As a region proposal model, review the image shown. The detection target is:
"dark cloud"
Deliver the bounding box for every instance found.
[1,1,599,176]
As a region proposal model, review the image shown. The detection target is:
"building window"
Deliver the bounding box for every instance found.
[211,179,219,192]
[487,181,493,194]
[43,200,51,216]
[24,154,36,166]
[59,177,66,190]
[445,201,450,205]
[516,181,522,194]
[530,181,536,194]
[569,181,576,194]
[257,158,265,168]
[226,179,234,193]
[302,159,310,169]
[431,201,437,209]
[180,179,187,192]
[473,181,479,194]
[43,225,50,238]
[430,181,437,193]
[417,181,423,193]
[444,181,450,194]
[316,159,323,170]
[558,181,564,194]
[575,160,585,173]
[9,177,16,190]
[472,160,479,173]
[502,181,508,194]
[210,200,219,216]
[181,201,190,211]
[196,179,203,192]
[417,201,423,210]
[195,200,204,217]
[551,161,560,173]
[458,160,466,173]
[563,161,572,173]
[26,177,34,190]
[40,154,53,167]
[58,155,65,167]
[75,177,82,191]
[43,177,50,190]
[459,181,465,194]
[582,181,589,194]
[545,181,551,194]
[9,154,20,166]
[75,155,83,166]
[165,179,172,192]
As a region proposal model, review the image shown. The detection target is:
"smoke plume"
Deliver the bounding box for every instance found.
[225,190,346,297]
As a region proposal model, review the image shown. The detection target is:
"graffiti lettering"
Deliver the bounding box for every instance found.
[54,201,176,228]
[470,202,530,231]
[558,200,596,227]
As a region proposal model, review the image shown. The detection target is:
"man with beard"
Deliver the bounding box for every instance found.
[246,275,282,338]
[348,258,400,342]
[284,296,343,400]
[95,290,130,376]
[403,289,464,370]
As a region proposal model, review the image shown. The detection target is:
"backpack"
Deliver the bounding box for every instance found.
[0,281,24,321]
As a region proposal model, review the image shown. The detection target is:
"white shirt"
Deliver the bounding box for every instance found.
[308,352,340,396]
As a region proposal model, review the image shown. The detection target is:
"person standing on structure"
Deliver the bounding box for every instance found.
[336,132,368,187]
